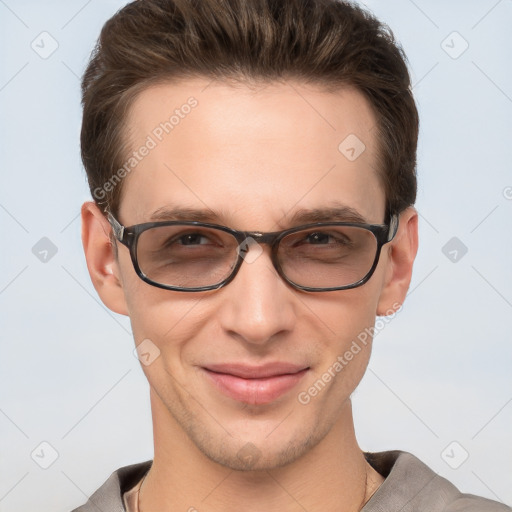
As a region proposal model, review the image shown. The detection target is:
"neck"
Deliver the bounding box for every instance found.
[139,389,384,512]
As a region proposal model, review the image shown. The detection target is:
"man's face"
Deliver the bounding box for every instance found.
[99,78,404,470]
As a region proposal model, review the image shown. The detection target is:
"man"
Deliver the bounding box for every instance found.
[73,0,510,510]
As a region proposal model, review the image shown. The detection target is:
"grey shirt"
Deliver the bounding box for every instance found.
[71,450,511,511]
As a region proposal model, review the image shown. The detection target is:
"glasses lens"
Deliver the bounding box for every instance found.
[137,225,239,288]
[278,225,378,289]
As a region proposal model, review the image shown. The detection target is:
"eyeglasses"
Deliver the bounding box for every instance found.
[106,211,399,292]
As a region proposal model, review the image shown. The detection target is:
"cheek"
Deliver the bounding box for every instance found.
[127,291,204,344]
[116,246,194,341]
[127,292,207,395]
[300,281,381,379]
[118,258,187,345]
[303,279,382,342]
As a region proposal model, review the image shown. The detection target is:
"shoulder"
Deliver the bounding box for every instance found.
[446,495,512,511]
[363,451,511,512]
[70,460,152,512]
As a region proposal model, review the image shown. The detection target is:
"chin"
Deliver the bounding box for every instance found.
[190,421,327,472]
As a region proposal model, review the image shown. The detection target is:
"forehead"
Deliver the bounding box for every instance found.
[119,78,385,228]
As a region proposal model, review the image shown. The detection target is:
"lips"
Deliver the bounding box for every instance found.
[202,363,309,405]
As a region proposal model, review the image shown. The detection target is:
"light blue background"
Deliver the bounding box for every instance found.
[1,1,511,511]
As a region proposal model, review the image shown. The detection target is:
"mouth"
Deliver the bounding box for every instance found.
[201,363,310,405]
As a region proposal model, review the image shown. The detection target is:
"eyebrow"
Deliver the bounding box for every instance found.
[147,204,370,227]
[149,206,220,223]
[286,206,368,225]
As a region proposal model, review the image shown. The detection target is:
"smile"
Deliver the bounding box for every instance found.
[201,363,310,405]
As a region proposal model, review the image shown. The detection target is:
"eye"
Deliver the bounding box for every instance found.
[299,231,352,246]
[174,233,212,246]
[305,232,333,244]
[158,228,224,249]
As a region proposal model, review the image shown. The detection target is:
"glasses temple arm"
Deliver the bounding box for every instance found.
[388,213,400,241]
[106,211,125,241]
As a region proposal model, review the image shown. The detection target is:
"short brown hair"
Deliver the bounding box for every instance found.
[81,0,418,220]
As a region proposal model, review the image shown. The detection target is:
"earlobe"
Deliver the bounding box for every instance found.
[376,207,418,316]
[81,201,129,316]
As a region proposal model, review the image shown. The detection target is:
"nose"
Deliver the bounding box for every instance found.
[216,243,297,347]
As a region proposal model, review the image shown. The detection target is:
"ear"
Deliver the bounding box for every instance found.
[81,201,129,316]
[376,206,418,316]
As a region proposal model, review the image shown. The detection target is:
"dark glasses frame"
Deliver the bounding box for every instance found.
[106,211,399,292]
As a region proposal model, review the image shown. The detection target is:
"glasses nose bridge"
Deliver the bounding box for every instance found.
[234,231,282,275]
[232,230,283,287]
[242,230,281,247]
